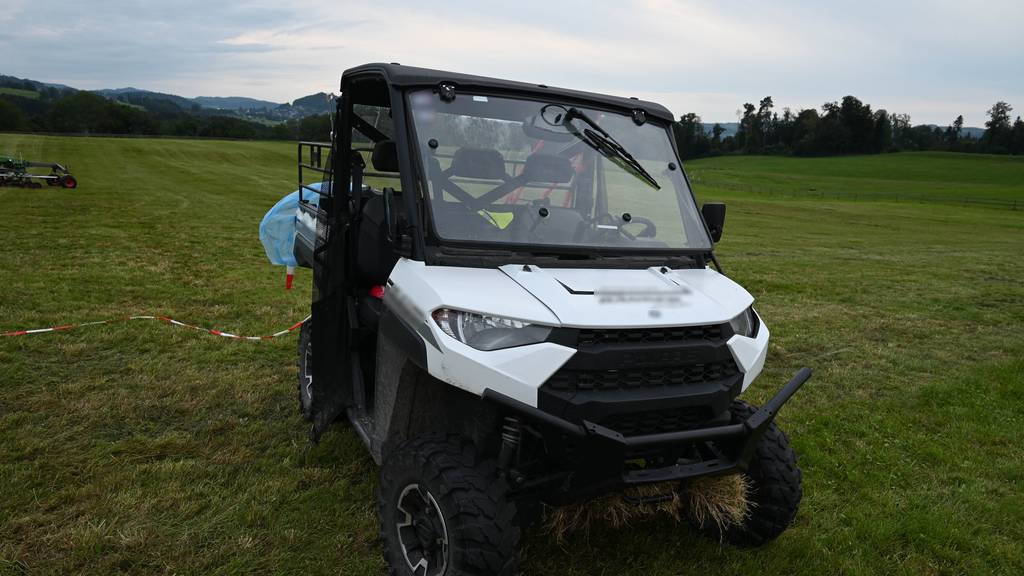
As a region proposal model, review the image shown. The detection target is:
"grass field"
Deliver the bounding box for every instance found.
[2,134,1023,575]
[690,152,1024,207]
[0,88,39,100]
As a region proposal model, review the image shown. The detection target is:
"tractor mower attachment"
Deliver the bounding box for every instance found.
[0,155,78,189]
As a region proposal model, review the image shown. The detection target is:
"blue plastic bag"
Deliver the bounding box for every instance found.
[259,182,323,267]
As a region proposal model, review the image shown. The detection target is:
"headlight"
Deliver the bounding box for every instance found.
[432,309,552,351]
[729,306,759,338]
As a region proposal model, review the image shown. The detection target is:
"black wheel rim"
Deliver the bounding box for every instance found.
[396,483,449,576]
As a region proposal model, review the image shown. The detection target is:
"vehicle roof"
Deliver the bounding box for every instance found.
[341,62,675,122]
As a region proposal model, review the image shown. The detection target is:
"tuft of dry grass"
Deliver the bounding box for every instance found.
[543,474,750,541]
[685,474,751,534]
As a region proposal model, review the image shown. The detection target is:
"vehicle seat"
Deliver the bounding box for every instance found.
[357,193,398,286]
[371,140,399,173]
[506,153,583,243]
[356,140,402,330]
[449,147,508,180]
[429,147,513,240]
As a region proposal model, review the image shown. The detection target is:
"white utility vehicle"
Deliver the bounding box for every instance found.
[291,63,811,576]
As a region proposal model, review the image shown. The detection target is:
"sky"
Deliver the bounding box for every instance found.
[3,0,1023,126]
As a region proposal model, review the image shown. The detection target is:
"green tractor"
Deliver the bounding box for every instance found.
[0,155,78,188]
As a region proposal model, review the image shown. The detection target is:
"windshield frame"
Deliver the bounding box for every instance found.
[402,87,715,261]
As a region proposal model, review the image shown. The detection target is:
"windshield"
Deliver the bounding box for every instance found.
[408,89,712,252]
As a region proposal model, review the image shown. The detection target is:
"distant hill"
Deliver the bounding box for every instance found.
[0,73,333,140]
[963,127,985,139]
[0,75,328,122]
[94,88,196,112]
[272,92,334,120]
[193,96,281,110]
[95,87,147,95]
[701,122,739,138]
[0,74,75,98]
[93,87,328,121]
[290,93,332,110]
[921,124,985,139]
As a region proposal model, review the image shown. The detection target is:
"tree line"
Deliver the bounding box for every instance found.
[0,89,331,141]
[672,96,1024,159]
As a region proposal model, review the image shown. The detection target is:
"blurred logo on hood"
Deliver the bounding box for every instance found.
[595,285,690,307]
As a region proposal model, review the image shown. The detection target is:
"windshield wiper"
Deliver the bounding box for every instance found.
[563,108,660,190]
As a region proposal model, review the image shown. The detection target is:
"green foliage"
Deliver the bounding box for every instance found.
[1,135,1023,574]
[675,97,1024,160]
[297,114,332,141]
[985,102,1015,153]
[46,91,159,135]
[672,113,710,158]
[0,99,29,131]
[1013,117,1024,155]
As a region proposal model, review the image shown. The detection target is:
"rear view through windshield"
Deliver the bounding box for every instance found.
[408,90,712,252]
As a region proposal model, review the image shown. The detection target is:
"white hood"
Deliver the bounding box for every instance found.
[386,259,766,407]
[499,265,753,328]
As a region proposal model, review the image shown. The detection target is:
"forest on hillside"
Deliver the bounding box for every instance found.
[673,96,1024,159]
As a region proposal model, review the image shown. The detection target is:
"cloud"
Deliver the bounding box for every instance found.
[2,0,1022,124]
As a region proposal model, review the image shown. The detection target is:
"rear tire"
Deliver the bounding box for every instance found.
[690,400,802,547]
[296,321,314,421]
[378,435,520,576]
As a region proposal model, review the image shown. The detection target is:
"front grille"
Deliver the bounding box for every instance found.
[601,406,713,436]
[539,323,741,439]
[577,324,727,347]
[547,360,739,392]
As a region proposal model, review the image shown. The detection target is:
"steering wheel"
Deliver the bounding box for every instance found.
[624,216,657,238]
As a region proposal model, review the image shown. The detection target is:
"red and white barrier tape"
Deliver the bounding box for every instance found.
[1,314,310,340]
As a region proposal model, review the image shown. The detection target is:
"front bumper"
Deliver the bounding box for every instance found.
[483,367,811,500]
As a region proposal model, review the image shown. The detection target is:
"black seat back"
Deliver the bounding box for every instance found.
[371,140,400,172]
[353,140,402,286]
[357,192,400,286]
[450,147,508,180]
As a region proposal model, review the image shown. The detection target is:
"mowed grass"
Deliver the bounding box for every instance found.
[689,151,1024,206]
[1,135,1023,575]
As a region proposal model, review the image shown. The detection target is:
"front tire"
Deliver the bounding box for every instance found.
[691,400,802,547]
[378,435,520,576]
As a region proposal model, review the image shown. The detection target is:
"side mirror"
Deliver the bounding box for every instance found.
[701,203,726,243]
